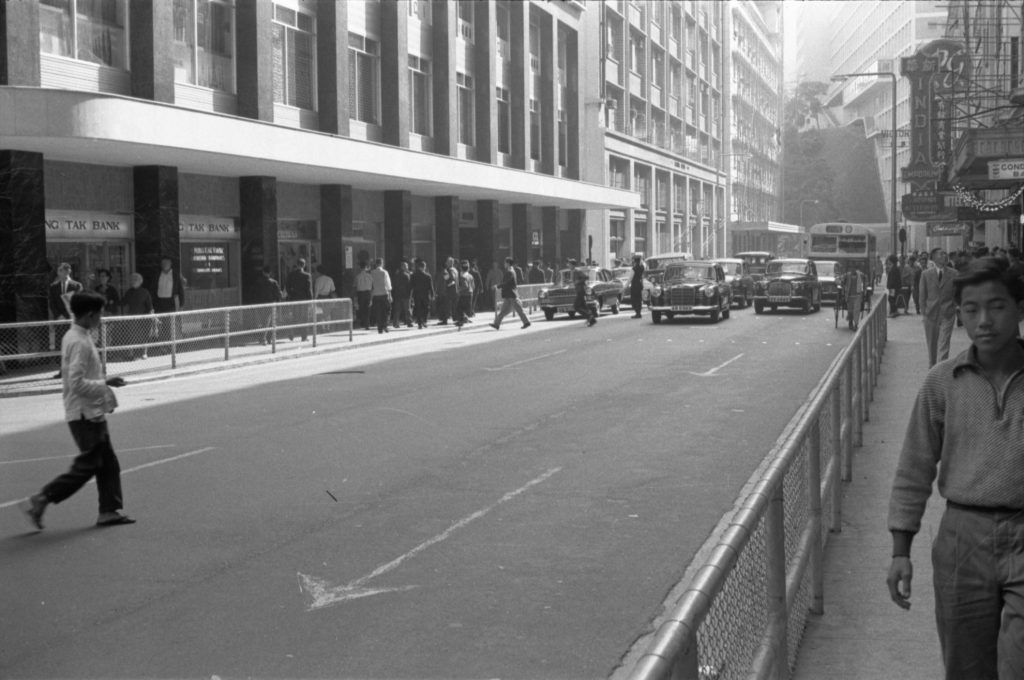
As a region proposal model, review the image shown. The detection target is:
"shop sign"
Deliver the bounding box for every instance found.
[902,191,958,222]
[179,215,239,239]
[988,159,1024,181]
[926,222,968,237]
[45,211,133,239]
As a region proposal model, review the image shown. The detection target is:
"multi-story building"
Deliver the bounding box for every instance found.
[0,0,638,323]
[581,0,784,266]
[821,0,947,251]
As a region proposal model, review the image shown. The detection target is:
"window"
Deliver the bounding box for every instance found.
[558,109,567,168]
[457,72,475,145]
[273,4,316,109]
[496,87,511,154]
[408,0,431,24]
[609,217,626,259]
[606,18,623,62]
[630,32,645,76]
[173,0,235,91]
[457,0,474,41]
[40,0,128,69]
[530,99,541,161]
[409,55,432,136]
[349,33,380,124]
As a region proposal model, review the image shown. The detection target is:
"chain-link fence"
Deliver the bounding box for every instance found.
[626,298,887,680]
[0,299,353,391]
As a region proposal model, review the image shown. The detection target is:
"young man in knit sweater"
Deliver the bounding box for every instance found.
[887,257,1024,679]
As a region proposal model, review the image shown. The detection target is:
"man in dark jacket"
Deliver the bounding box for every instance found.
[285,258,313,341]
[410,259,434,329]
[391,260,413,328]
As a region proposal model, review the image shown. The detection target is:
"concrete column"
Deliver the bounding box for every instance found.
[435,196,460,267]
[239,177,278,303]
[512,204,529,265]
[564,209,583,262]
[320,184,351,296]
[539,12,555,175]
[509,1,529,169]
[130,0,174,102]
[432,0,457,156]
[541,207,558,267]
[316,0,350,135]
[0,0,40,86]
[134,166,181,295]
[0,151,47,323]
[473,0,497,164]
[236,0,275,122]
[380,1,409,148]
[563,26,580,180]
[384,190,412,268]
[476,199,499,273]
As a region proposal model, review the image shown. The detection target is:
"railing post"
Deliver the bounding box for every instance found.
[674,629,701,680]
[765,482,789,680]
[347,299,353,342]
[100,319,108,369]
[807,412,824,615]
[311,301,318,347]
[271,305,278,353]
[224,308,231,360]
[853,343,863,447]
[170,312,178,369]
[830,383,842,532]
[842,358,853,482]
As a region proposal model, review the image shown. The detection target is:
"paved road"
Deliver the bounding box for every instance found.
[1,305,857,678]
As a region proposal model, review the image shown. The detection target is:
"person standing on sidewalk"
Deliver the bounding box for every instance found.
[21,291,134,530]
[629,254,645,319]
[919,248,959,367]
[285,258,313,342]
[489,258,531,330]
[369,258,392,334]
[355,263,373,331]
[410,259,434,329]
[887,257,1024,680]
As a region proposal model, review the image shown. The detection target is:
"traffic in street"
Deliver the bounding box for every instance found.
[2,301,859,678]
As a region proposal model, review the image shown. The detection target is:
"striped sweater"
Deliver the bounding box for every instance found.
[888,341,1024,534]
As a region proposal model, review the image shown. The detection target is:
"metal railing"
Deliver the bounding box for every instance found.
[0,299,354,385]
[625,296,887,680]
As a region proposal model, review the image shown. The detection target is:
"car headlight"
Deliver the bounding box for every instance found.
[539,289,548,300]
[702,285,716,298]
[652,285,663,298]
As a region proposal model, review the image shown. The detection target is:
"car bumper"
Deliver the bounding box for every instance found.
[648,302,718,314]
[753,295,805,307]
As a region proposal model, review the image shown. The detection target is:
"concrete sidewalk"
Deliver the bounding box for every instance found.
[791,313,971,679]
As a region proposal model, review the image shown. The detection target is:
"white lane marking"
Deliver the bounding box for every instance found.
[484,350,567,371]
[0,444,177,467]
[298,466,563,611]
[688,353,745,377]
[0,447,216,510]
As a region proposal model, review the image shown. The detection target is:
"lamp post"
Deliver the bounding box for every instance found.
[799,199,819,227]
[715,151,751,258]
[831,70,898,259]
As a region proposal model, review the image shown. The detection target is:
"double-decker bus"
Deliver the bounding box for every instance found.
[806,222,878,295]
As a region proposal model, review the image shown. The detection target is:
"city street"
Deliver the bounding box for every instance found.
[2,307,855,679]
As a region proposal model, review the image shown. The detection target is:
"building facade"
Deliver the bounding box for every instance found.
[0,0,638,323]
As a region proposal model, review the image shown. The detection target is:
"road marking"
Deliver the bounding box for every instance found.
[688,353,744,377]
[484,349,567,371]
[298,466,563,611]
[0,444,177,467]
[0,447,216,510]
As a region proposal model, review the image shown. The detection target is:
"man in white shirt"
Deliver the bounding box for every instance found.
[369,258,392,334]
[22,291,133,530]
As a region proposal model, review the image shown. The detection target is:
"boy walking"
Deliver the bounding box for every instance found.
[22,292,134,530]
[887,257,1024,678]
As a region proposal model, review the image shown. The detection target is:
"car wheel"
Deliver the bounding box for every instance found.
[737,293,747,309]
[801,297,811,314]
[754,300,764,314]
[544,309,555,321]
[568,310,576,318]
[709,307,720,323]
[611,296,620,314]
[651,311,662,324]
[770,305,778,313]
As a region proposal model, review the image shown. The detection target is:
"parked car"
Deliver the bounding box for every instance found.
[715,258,755,308]
[734,251,774,283]
[538,266,624,320]
[647,261,732,323]
[813,260,840,305]
[611,266,654,305]
[752,258,822,314]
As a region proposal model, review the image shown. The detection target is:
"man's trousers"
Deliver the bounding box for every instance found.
[41,418,124,514]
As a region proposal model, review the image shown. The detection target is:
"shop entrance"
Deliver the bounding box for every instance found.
[279,240,320,290]
[46,241,131,295]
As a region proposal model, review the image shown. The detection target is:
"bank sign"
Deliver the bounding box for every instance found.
[45,211,133,239]
[989,159,1024,181]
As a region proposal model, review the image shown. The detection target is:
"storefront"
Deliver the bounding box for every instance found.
[178,215,241,309]
[45,210,134,296]
[278,219,320,286]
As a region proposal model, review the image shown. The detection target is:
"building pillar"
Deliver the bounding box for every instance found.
[0,0,41,86]
[380,0,409,148]
[564,209,583,262]
[129,0,174,102]
[236,0,275,122]
[473,0,497,164]
[432,0,457,156]
[320,184,351,296]
[476,199,499,273]
[0,151,47,323]
[134,166,181,296]
[541,207,558,267]
[509,1,529,170]
[540,12,556,175]
[435,196,460,267]
[239,176,278,303]
[384,190,412,268]
[316,0,350,136]
[512,204,529,265]
[563,26,580,181]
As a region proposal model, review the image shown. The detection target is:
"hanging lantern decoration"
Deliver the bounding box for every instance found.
[950,182,1024,212]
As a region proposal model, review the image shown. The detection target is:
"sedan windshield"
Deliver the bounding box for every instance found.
[721,263,743,276]
[665,265,714,281]
[767,262,808,275]
[816,262,837,277]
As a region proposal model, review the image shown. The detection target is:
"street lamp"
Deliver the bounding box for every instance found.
[799,199,819,227]
[715,151,751,258]
[831,70,898,259]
